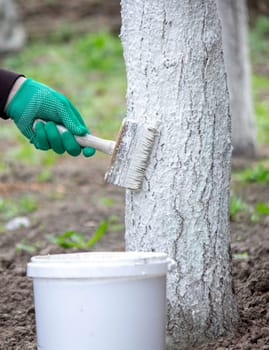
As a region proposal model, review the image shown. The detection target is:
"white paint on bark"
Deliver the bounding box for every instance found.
[121,0,238,348]
[217,0,256,157]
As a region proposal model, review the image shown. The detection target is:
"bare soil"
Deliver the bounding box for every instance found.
[0,152,268,350]
[0,154,126,350]
[0,1,268,349]
[17,0,121,39]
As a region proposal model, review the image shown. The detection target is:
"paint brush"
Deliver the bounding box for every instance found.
[34,118,158,191]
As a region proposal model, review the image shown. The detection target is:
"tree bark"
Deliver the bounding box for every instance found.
[121,0,238,349]
[217,0,256,158]
[0,0,26,53]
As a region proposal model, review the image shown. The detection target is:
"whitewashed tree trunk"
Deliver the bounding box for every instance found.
[0,0,26,53]
[217,0,256,157]
[121,0,238,349]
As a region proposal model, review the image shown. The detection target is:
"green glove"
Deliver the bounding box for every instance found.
[6,78,96,157]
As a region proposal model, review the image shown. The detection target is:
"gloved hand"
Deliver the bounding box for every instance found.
[5,78,96,157]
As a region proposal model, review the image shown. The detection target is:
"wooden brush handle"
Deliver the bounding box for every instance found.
[33,119,116,155]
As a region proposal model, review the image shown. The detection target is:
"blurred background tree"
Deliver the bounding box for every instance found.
[217,0,256,158]
[0,0,26,53]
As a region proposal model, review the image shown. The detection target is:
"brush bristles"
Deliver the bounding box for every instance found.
[123,126,157,190]
[104,120,158,190]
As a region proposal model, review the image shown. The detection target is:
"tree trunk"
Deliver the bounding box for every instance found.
[217,0,256,158]
[121,0,238,349]
[0,0,26,53]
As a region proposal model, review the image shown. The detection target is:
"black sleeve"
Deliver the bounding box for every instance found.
[0,69,24,119]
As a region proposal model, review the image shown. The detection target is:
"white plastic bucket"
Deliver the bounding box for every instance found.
[27,251,172,350]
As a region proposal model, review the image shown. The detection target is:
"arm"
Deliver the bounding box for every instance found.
[5,76,26,108]
[0,69,24,119]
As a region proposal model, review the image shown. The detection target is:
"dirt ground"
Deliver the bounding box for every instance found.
[0,1,269,349]
[17,0,121,39]
[0,154,126,350]
[0,152,268,350]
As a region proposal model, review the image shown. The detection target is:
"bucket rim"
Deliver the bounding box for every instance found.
[27,251,171,279]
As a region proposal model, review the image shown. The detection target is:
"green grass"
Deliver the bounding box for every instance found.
[249,16,269,145]
[229,192,269,224]
[47,214,123,249]
[0,195,38,222]
[234,162,269,184]
[233,252,249,260]
[252,75,269,145]
[48,219,109,249]
[230,193,249,222]
[16,239,41,253]
[249,16,269,65]
[98,196,116,207]
[251,202,269,222]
